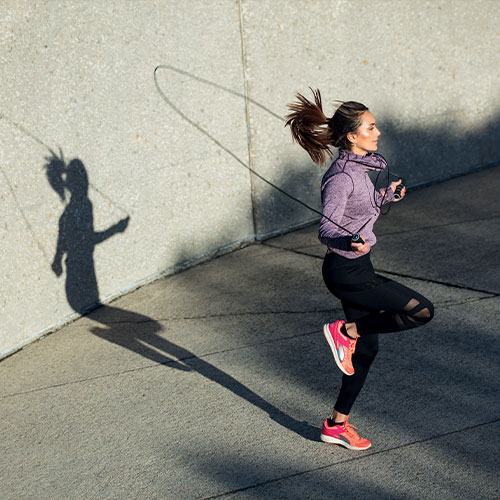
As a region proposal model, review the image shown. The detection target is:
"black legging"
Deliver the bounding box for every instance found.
[322,251,434,415]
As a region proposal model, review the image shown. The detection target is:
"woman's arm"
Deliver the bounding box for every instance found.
[318,173,354,251]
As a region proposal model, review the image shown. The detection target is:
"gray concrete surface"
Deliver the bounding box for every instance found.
[1,166,499,499]
[2,0,500,358]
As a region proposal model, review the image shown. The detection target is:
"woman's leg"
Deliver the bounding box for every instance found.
[327,278,434,417]
[332,300,379,419]
[321,299,377,450]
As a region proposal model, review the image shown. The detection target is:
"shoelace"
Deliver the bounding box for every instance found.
[347,338,357,353]
[343,422,361,439]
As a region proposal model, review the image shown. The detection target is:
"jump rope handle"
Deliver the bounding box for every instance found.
[351,233,365,245]
[394,178,406,200]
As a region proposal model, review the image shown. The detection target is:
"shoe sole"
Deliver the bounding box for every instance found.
[320,433,372,450]
[323,323,353,376]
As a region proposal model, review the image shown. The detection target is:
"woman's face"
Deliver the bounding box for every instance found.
[348,111,380,155]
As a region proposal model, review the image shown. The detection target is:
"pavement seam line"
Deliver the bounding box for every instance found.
[84,308,342,325]
[374,213,500,238]
[0,327,329,399]
[374,268,500,296]
[200,417,500,500]
[263,242,323,259]
[263,243,500,295]
[264,213,500,244]
[436,295,499,308]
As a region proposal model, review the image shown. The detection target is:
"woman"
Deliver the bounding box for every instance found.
[286,90,434,450]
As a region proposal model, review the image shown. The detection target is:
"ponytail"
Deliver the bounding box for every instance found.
[285,88,332,165]
[286,89,369,165]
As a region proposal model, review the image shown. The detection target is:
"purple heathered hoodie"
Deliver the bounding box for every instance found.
[319,149,394,259]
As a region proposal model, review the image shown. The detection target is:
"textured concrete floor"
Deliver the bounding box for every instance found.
[1,166,499,500]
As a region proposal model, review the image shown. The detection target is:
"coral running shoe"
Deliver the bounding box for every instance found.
[323,320,357,376]
[320,418,371,450]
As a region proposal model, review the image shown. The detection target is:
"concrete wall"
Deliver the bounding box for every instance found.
[1,0,499,358]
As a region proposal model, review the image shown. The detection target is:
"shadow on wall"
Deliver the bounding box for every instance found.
[380,112,500,187]
[45,150,130,313]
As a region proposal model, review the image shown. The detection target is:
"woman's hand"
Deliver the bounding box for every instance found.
[390,179,406,201]
[351,235,370,255]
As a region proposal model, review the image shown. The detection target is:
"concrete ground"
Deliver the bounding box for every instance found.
[1,166,499,500]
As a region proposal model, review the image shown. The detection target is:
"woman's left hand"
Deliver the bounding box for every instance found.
[390,179,406,201]
[351,235,370,255]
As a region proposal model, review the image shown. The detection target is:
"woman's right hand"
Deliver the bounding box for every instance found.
[351,235,370,255]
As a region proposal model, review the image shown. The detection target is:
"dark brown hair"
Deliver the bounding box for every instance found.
[285,89,368,164]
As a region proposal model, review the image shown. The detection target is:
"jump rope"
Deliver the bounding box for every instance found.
[154,65,405,246]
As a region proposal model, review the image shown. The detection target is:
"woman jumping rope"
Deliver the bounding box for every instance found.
[286,90,434,450]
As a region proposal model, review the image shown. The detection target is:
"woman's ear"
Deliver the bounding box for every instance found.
[346,131,357,146]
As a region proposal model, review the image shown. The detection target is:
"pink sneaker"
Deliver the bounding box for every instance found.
[320,418,371,450]
[323,321,357,376]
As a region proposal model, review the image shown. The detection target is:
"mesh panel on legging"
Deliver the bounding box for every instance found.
[355,288,434,335]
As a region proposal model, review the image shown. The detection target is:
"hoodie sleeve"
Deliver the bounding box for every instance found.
[374,185,395,205]
[318,172,354,251]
